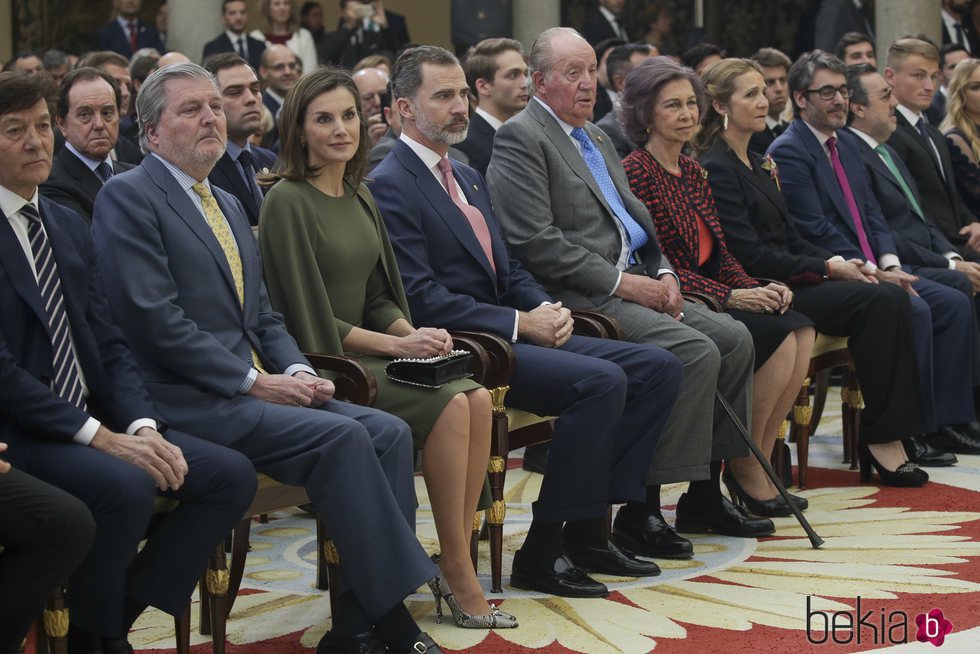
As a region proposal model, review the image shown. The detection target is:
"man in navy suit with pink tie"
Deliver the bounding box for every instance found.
[371,45,682,599]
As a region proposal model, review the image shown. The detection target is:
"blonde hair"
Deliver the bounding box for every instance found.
[941,57,980,161]
[690,58,763,159]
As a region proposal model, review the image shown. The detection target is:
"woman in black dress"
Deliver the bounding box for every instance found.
[691,58,929,488]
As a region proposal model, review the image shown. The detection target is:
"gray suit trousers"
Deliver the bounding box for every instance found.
[583,298,754,485]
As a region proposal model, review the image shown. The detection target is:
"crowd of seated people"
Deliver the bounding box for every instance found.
[5,3,980,653]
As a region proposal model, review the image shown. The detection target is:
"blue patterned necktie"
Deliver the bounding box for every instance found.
[570,127,648,263]
[96,161,113,184]
[19,203,87,410]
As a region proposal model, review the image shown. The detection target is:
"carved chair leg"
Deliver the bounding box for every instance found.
[205,542,230,654]
[793,377,813,490]
[322,537,340,612]
[771,419,787,486]
[41,585,68,654]
[845,365,862,470]
[226,519,252,619]
[487,412,508,593]
[808,369,831,437]
[470,512,481,573]
[315,516,329,591]
[174,602,190,654]
[198,566,212,635]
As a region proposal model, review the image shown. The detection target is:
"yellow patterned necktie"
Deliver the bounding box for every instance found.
[191,182,266,373]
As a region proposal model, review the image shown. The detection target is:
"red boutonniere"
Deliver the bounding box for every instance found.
[761,154,782,192]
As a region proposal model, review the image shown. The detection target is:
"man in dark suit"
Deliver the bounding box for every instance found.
[942,0,973,52]
[591,37,625,123]
[91,62,442,653]
[846,64,980,296]
[581,0,629,46]
[372,46,680,598]
[458,38,529,176]
[769,51,980,457]
[203,54,275,227]
[95,0,166,59]
[318,0,410,68]
[0,443,95,654]
[258,45,299,119]
[41,67,134,222]
[0,71,256,654]
[814,0,874,52]
[77,51,144,165]
[749,48,793,156]
[487,29,766,553]
[885,38,980,261]
[927,43,970,126]
[594,43,654,159]
[202,0,266,72]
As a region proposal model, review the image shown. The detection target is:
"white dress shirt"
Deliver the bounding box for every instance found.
[474,107,503,132]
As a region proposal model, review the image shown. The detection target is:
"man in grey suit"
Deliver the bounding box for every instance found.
[488,28,768,555]
[91,62,442,654]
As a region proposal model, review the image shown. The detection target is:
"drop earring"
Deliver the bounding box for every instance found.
[723,113,729,131]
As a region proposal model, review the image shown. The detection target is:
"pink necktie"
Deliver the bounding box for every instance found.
[437,158,496,272]
[826,136,876,265]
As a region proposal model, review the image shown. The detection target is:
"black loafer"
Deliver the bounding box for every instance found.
[905,436,957,466]
[565,538,661,577]
[933,425,980,455]
[398,632,442,654]
[521,442,549,474]
[317,630,387,654]
[674,493,775,537]
[611,505,694,559]
[510,549,609,597]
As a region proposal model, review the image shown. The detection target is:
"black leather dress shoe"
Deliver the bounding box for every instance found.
[674,493,775,537]
[905,435,957,466]
[521,442,549,474]
[932,426,980,455]
[510,548,609,597]
[566,538,661,577]
[611,505,694,559]
[316,629,387,654]
[397,632,442,653]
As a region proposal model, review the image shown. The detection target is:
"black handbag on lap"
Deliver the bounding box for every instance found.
[384,350,473,388]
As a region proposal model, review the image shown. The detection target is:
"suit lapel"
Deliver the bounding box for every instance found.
[143,156,241,303]
[60,149,103,206]
[392,140,497,285]
[895,112,944,177]
[0,215,49,335]
[527,100,619,219]
[729,146,785,215]
[212,153,259,223]
[796,123,862,239]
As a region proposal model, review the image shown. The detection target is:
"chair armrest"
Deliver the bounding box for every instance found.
[682,291,724,313]
[451,331,514,390]
[303,353,378,406]
[570,309,624,340]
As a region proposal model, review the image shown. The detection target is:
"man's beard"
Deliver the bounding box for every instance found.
[416,110,469,146]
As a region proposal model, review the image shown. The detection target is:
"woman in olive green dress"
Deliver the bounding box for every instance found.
[259,68,515,629]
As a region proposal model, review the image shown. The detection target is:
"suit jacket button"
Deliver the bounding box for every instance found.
[40,374,51,384]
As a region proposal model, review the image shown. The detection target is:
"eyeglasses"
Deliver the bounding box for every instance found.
[803,85,851,100]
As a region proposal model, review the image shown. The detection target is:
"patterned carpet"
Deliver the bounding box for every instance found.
[116,403,980,653]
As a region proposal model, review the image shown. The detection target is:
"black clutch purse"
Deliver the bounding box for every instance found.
[384,350,474,388]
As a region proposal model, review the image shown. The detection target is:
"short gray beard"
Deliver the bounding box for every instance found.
[415,109,469,147]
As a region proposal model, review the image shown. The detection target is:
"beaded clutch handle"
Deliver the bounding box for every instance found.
[385,350,474,389]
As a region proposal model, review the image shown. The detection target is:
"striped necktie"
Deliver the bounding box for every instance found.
[20,203,87,410]
[190,183,267,373]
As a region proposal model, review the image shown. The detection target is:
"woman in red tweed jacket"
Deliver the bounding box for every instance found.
[619,56,815,518]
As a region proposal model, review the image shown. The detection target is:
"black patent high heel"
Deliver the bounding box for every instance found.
[858,441,929,487]
[722,466,795,517]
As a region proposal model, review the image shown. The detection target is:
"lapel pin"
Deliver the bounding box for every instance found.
[596,134,604,143]
[473,184,479,191]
